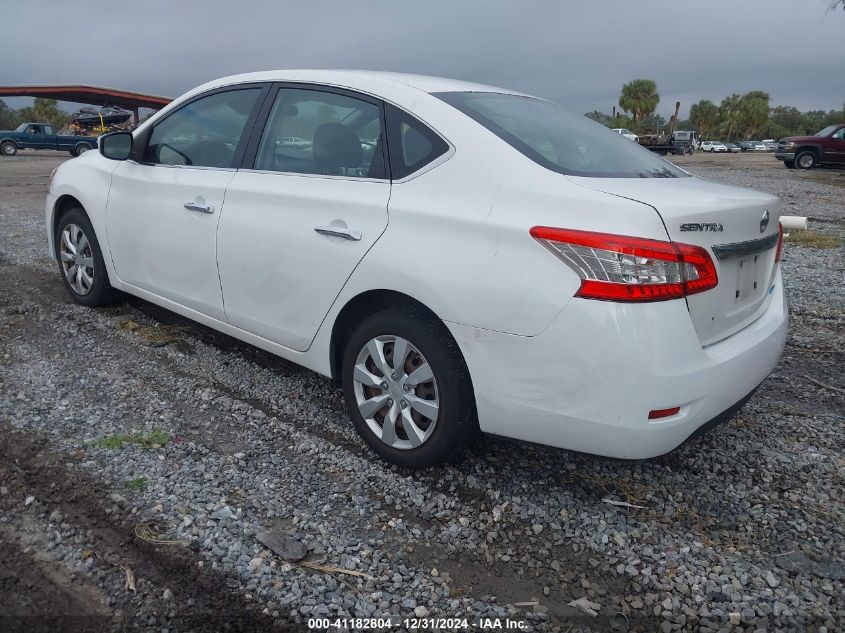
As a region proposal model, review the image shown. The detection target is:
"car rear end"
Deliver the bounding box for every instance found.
[434,90,788,458]
[450,179,787,458]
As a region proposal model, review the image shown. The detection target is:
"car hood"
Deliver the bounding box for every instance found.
[780,136,817,143]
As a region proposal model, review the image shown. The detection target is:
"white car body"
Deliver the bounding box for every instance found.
[701,141,729,153]
[46,70,787,461]
[611,127,639,142]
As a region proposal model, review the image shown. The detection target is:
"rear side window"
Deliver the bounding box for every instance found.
[253,88,386,179]
[144,88,261,168]
[435,91,687,178]
[385,104,449,180]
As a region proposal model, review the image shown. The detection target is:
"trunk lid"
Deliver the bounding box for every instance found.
[567,175,781,346]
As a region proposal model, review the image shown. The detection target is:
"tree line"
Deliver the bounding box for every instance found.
[586,79,845,141]
[0,98,71,130]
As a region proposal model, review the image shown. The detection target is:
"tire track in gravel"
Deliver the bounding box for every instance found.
[0,427,283,632]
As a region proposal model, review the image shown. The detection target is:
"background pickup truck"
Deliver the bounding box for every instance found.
[775,123,845,169]
[0,122,99,157]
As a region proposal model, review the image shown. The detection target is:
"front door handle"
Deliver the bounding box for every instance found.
[184,201,214,214]
[314,226,362,241]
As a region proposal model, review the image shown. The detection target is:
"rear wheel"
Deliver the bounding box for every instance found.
[55,208,119,307]
[73,143,92,157]
[1,141,17,156]
[794,150,817,170]
[341,307,478,467]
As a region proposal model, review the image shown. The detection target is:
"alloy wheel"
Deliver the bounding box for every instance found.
[59,223,94,295]
[798,154,814,168]
[352,335,439,450]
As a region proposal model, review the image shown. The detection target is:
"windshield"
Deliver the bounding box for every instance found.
[435,92,687,178]
[815,125,839,137]
[15,123,28,132]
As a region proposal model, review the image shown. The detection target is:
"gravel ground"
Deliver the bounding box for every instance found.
[0,150,842,632]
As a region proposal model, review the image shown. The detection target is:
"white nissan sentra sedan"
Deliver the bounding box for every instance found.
[45,70,788,467]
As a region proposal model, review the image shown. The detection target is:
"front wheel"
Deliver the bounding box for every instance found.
[784,160,796,169]
[1,141,17,156]
[341,307,478,467]
[55,208,119,307]
[794,150,816,170]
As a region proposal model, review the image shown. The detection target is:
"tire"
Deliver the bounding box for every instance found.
[1,141,17,156]
[341,306,478,467]
[73,143,92,157]
[784,160,796,169]
[794,150,816,170]
[55,208,119,307]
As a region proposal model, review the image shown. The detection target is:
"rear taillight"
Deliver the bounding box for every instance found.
[530,227,718,302]
[774,222,783,263]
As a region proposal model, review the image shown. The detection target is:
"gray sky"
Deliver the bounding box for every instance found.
[1,0,843,118]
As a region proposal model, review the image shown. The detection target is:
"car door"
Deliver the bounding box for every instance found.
[827,127,845,163]
[216,84,390,351]
[26,124,47,149]
[105,84,267,321]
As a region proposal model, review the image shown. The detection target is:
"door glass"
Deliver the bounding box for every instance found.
[144,88,261,168]
[254,88,385,178]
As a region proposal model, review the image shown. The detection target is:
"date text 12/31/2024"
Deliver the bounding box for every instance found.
[307,617,529,629]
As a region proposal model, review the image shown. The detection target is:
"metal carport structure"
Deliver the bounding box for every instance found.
[0,85,172,124]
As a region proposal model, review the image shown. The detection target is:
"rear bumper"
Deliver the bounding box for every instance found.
[775,152,795,161]
[448,269,788,459]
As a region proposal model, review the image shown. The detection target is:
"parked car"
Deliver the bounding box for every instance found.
[0,122,98,157]
[740,140,767,152]
[46,71,788,467]
[611,128,639,142]
[775,124,845,169]
[723,142,741,153]
[700,141,728,153]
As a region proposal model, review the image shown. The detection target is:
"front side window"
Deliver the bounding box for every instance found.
[436,92,687,178]
[253,88,386,178]
[832,127,845,140]
[144,88,261,168]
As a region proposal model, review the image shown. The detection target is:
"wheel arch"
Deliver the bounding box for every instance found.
[795,143,823,158]
[51,194,86,251]
[329,289,453,382]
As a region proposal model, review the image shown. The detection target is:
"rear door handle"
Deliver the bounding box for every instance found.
[314,226,362,241]
[184,201,214,214]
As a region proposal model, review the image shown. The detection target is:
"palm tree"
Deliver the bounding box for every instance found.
[689,100,719,139]
[618,80,660,122]
[719,94,743,141]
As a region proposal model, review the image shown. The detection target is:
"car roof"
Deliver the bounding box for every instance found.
[192,69,524,97]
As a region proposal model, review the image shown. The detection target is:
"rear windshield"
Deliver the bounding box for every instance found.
[435,92,687,178]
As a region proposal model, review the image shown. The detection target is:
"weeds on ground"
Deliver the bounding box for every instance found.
[126,477,147,491]
[785,231,841,249]
[91,428,171,450]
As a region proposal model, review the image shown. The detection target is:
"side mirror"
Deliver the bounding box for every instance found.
[99,132,133,160]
